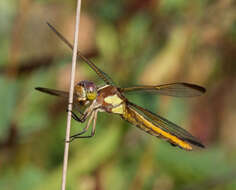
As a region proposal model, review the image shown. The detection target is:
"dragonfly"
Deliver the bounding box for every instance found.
[35,23,206,151]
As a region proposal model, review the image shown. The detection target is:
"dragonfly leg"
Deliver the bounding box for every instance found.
[66,109,86,123]
[67,111,96,142]
[68,110,98,141]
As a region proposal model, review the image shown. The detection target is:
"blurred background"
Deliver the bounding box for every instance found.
[0,0,236,190]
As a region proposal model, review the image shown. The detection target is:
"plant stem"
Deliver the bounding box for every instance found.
[61,0,82,190]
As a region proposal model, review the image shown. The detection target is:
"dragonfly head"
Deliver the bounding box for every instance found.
[75,81,97,102]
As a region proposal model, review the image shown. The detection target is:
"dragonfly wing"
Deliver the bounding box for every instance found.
[35,87,84,111]
[47,22,115,85]
[121,101,204,150]
[35,87,69,97]
[120,83,206,97]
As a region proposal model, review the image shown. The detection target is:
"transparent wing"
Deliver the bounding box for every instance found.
[35,87,69,97]
[47,22,115,85]
[35,87,85,111]
[120,83,206,97]
[126,101,204,149]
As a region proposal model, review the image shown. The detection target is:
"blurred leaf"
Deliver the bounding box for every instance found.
[0,77,18,140]
[0,166,45,190]
[229,20,236,41]
[159,0,188,15]
[96,24,119,61]
[35,123,122,190]
[121,13,151,58]
[0,0,15,65]
[16,67,59,138]
[140,27,191,84]
[96,0,124,22]
[156,145,234,183]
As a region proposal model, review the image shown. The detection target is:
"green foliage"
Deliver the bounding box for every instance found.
[1,0,236,190]
[0,77,18,140]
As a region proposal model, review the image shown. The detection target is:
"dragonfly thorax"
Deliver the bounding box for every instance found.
[75,80,97,103]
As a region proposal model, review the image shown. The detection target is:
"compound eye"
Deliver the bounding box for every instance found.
[77,81,85,87]
[76,81,97,101]
[75,85,86,100]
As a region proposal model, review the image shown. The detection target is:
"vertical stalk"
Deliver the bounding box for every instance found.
[61,0,82,190]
